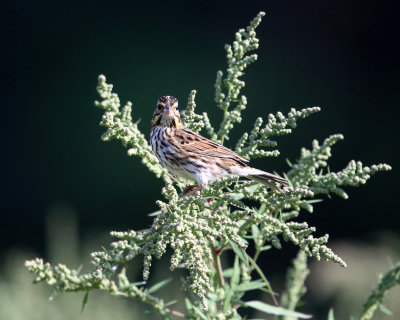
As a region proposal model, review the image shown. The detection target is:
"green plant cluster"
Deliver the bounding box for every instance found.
[235,107,320,159]
[357,262,400,320]
[215,12,264,144]
[26,12,394,319]
[279,250,310,320]
[95,77,170,182]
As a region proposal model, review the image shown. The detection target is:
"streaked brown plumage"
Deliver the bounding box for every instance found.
[150,96,288,197]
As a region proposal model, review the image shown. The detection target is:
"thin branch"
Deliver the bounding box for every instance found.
[211,243,225,287]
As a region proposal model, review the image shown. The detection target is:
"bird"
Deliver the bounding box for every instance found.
[150,96,288,197]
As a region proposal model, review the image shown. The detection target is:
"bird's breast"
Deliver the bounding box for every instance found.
[151,127,179,165]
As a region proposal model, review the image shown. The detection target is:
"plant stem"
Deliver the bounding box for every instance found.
[248,242,264,273]
[211,243,225,287]
[248,255,278,305]
[251,248,262,270]
[220,110,228,145]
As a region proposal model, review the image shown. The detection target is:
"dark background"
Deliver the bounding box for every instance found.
[1,0,399,316]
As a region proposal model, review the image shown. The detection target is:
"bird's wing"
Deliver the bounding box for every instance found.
[173,128,248,163]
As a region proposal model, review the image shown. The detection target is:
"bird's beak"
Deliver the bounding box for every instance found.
[164,105,172,114]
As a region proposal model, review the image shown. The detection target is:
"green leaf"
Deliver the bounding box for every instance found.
[306,199,323,204]
[207,293,218,302]
[76,264,83,274]
[229,192,245,200]
[184,298,193,310]
[148,210,162,217]
[119,276,147,290]
[327,308,335,320]
[246,184,260,192]
[229,239,249,267]
[119,281,147,290]
[223,268,234,277]
[192,306,208,320]
[148,278,172,294]
[245,301,312,319]
[235,280,267,292]
[231,256,240,288]
[378,304,393,316]
[132,281,147,286]
[81,291,89,314]
[251,225,260,246]
[164,300,178,307]
[258,203,267,214]
[223,283,234,313]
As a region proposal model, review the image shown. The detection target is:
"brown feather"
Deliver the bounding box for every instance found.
[248,174,287,194]
[172,128,249,163]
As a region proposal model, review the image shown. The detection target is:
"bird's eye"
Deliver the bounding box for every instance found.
[157,105,162,110]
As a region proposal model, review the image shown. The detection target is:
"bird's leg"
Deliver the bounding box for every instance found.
[179,184,198,199]
[181,184,205,198]
[182,184,198,194]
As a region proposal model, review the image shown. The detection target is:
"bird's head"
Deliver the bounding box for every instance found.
[151,96,182,128]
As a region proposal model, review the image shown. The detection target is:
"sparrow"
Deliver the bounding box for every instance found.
[150,96,287,197]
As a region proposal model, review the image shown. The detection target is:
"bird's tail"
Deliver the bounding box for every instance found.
[230,166,288,193]
[248,173,287,193]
